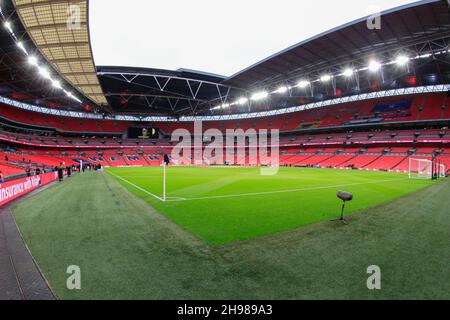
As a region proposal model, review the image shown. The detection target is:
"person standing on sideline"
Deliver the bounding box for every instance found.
[57,163,64,182]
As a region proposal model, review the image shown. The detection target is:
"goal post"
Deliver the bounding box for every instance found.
[163,162,166,201]
[408,158,432,179]
[438,163,447,178]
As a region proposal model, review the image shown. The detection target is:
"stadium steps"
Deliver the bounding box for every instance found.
[361,154,385,169]
[334,154,360,166]
[315,154,343,166]
[102,156,114,167]
[291,154,318,165]
[440,95,447,119]
[415,95,426,120]
[118,154,130,166]
[141,155,153,166]
[390,156,409,170]
[313,154,336,166]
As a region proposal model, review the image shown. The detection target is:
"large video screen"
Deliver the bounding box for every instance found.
[127,127,159,139]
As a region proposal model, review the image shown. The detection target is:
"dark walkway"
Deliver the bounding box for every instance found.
[0,188,56,300]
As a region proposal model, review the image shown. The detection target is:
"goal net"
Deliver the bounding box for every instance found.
[408,158,432,179]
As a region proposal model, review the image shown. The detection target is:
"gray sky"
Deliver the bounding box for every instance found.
[89,0,418,77]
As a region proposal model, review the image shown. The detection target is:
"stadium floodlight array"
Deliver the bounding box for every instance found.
[3,84,450,123]
[408,158,433,180]
[1,18,82,104]
[211,49,447,111]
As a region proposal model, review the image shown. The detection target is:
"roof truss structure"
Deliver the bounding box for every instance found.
[97,68,246,115]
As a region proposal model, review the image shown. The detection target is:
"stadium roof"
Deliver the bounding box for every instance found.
[0,0,449,118]
[0,0,84,110]
[97,65,245,116]
[95,0,450,116]
[224,0,450,90]
[12,0,108,106]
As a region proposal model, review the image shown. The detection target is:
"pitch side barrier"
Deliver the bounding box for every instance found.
[0,171,59,207]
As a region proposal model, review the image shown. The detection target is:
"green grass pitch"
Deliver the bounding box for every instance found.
[106,166,431,245]
[11,168,450,299]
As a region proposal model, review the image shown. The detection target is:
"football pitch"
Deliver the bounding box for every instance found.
[106,166,432,245]
[11,168,450,299]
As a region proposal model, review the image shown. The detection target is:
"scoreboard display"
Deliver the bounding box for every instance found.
[127,127,159,139]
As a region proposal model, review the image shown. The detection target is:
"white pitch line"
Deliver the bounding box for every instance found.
[164,178,409,202]
[107,171,164,201]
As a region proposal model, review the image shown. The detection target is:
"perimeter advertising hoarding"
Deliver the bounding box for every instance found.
[0,172,58,207]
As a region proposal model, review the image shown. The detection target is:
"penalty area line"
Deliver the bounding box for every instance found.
[164,178,409,202]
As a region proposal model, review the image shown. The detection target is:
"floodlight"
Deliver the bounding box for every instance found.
[250,91,268,101]
[38,67,51,79]
[418,53,431,59]
[368,60,381,72]
[52,80,62,89]
[395,55,409,66]
[17,41,27,54]
[275,86,288,94]
[343,68,354,77]
[237,97,248,105]
[297,80,310,88]
[320,75,332,82]
[28,56,38,66]
[4,21,12,33]
[221,103,230,109]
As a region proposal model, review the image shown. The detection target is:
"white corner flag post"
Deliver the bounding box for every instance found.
[163,162,166,202]
[80,160,83,173]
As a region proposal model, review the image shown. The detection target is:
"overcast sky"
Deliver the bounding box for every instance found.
[89,0,418,77]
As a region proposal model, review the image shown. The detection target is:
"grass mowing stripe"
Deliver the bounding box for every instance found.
[11,172,450,299]
[107,166,432,244]
[165,177,409,202]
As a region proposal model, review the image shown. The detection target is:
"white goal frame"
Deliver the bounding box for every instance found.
[438,163,447,178]
[408,158,433,179]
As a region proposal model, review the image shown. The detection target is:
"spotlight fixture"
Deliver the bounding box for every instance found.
[38,67,51,79]
[368,60,381,72]
[251,91,269,101]
[297,80,310,88]
[52,80,62,89]
[16,41,28,54]
[237,97,248,105]
[320,75,332,82]
[395,55,410,66]
[342,68,354,77]
[4,21,13,33]
[28,56,38,66]
[275,86,288,94]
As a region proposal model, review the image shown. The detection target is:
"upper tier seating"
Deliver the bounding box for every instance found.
[1,93,448,134]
